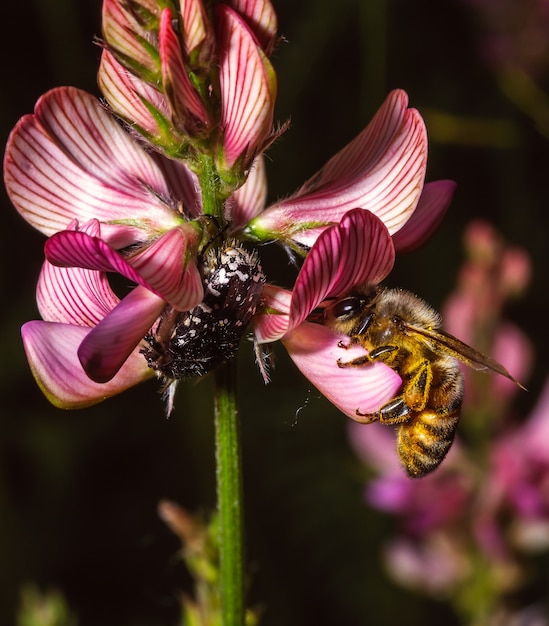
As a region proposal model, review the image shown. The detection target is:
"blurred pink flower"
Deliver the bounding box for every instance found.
[443,220,532,408]
[350,421,471,534]
[462,0,549,77]
[483,379,549,553]
[348,418,473,593]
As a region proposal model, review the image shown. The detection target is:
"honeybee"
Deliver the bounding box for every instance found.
[313,285,523,478]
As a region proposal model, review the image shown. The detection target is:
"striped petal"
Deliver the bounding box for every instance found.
[4,87,181,238]
[392,180,456,253]
[217,5,277,169]
[245,90,427,246]
[179,0,209,54]
[159,8,210,127]
[254,210,394,342]
[253,284,292,343]
[228,0,278,54]
[98,49,171,139]
[102,0,161,79]
[289,209,395,329]
[45,225,203,311]
[21,321,153,409]
[77,286,165,383]
[283,322,402,419]
[37,260,119,326]
[151,153,202,218]
[228,155,267,229]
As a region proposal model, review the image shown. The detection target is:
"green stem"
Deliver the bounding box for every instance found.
[199,154,225,222]
[214,361,245,626]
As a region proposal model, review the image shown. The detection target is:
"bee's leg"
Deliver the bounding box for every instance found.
[356,396,411,423]
[336,337,360,350]
[402,359,432,412]
[337,345,399,368]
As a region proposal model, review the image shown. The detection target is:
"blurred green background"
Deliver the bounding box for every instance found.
[1,0,548,624]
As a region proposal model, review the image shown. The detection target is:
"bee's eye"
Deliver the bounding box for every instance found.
[331,297,361,319]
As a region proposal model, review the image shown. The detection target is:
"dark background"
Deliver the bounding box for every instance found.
[1,1,548,624]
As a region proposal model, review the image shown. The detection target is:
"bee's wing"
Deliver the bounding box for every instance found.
[403,323,525,387]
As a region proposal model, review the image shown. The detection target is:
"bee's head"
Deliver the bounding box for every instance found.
[308,285,380,333]
[309,295,372,336]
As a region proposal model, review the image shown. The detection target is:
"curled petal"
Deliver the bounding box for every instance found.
[245,90,427,246]
[228,155,267,229]
[21,321,153,409]
[283,322,402,418]
[289,209,395,329]
[45,226,203,311]
[217,5,277,168]
[393,180,456,253]
[37,261,119,326]
[4,87,181,238]
[78,286,166,383]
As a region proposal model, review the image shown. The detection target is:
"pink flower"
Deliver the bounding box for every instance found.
[219,88,455,422]
[4,87,265,409]
[253,198,462,419]
[245,90,455,251]
[443,220,532,409]
[251,91,455,421]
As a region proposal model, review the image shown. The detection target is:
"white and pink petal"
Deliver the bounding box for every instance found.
[228,155,267,229]
[102,0,161,77]
[245,90,427,247]
[36,261,119,326]
[228,0,278,54]
[4,87,182,238]
[216,5,276,169]
[283,322,402,419]
[159,8,210,127]
[44,225,203,311]
[253,284,292,343]
[179,0,209,54]
[98,50,170,138]
[21,321,153,409]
